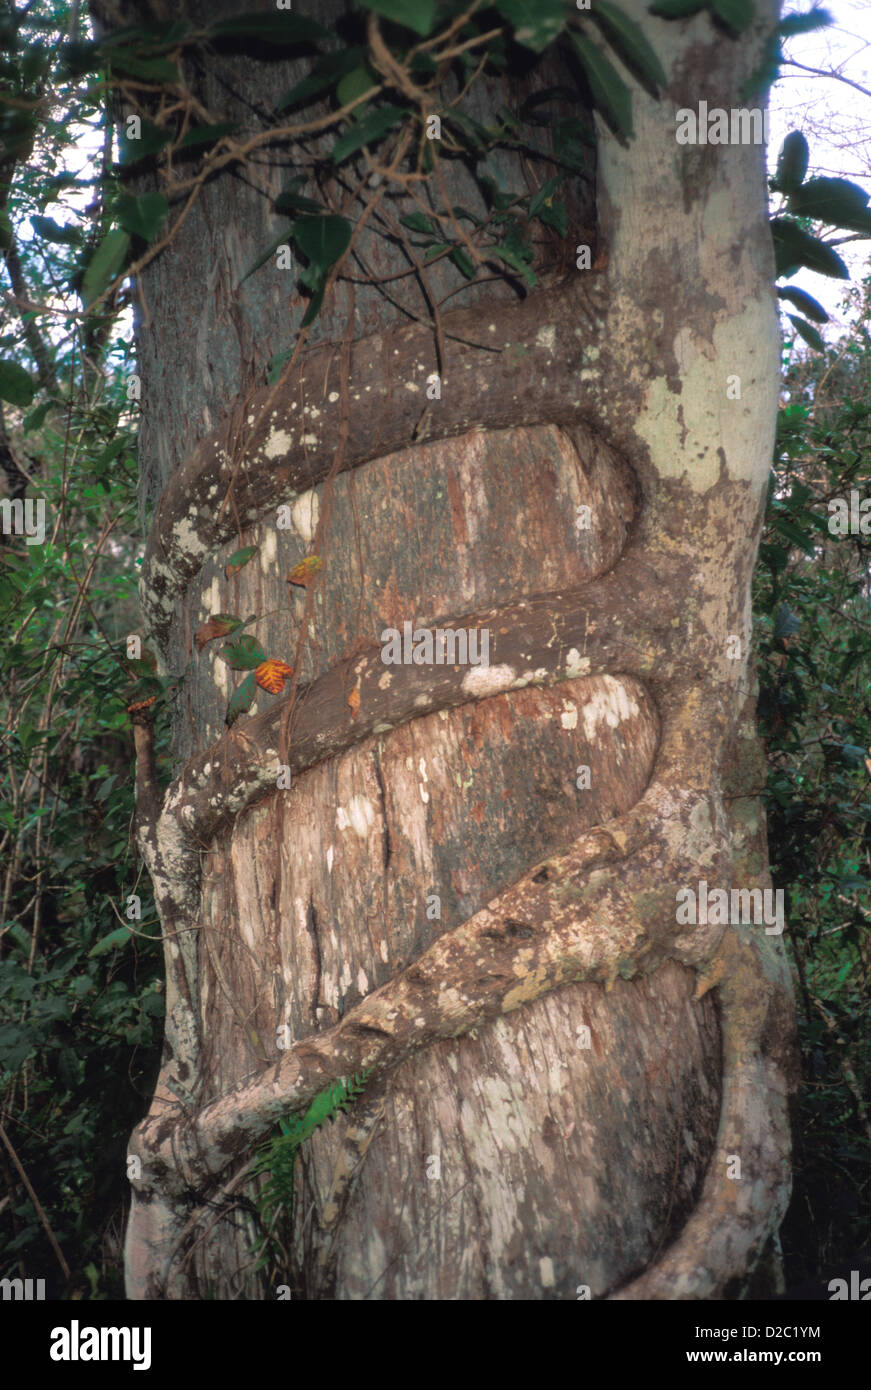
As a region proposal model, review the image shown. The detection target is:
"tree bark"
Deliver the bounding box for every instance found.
[118,0,797,1299]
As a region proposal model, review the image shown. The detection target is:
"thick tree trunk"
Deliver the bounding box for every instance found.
[119,0,797,1299]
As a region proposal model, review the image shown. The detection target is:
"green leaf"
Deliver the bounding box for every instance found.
[570,31,633,141]
[300,278,327,328]
[778,8,832,38]
[358,0,437,38]
[444,110,490,157]
[539,199,568,237]
[23,401,51,432]
[771,514,816,554]
[210,14,329,43]
[529,176,560,218]
[224,546,258,580]
[710,0,754,31]
[108,53,181,84]
[116,192,169,242]
[82,228,130,307]
[336,66,377,107]
[219,634,267,670]
[492,244,537,288]
[519,87,577,126]
[773,131,809,194]
[88,926,130,958]
[225,670,258,726]
[277,48,368,111]
[400,211,438,237]
[788,176,871,234]
[0,360,35,407]
[267,346,295,384]
[776,286,828,323]
[649,0,705,15]
[177,120,237,150]
[275,188,324,216]
[331,104,406,163]
[495,0,565,52]
[0,209,11,250]
[119,118,173,164]
[787,316,826,353]
[771,219,848,280]
[589,0,668,91]
[241,228,294,282]
[293,214,352,272]
[30,214,81,245]
[449,246,477,279]
[529,176,568,236]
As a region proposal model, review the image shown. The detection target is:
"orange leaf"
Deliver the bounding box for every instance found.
[127,696,157,715]
[348,686,361,719]
[255,659,294,694]
[287,555,323,587]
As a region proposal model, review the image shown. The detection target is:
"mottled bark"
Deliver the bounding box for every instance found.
[120,0,796,1300]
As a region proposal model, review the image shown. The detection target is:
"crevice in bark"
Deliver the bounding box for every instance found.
[140,271,624,657]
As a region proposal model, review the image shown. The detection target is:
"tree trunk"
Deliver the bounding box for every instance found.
[116,0,797,1299]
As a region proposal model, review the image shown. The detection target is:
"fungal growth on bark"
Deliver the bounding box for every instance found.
[116,0,797,1299]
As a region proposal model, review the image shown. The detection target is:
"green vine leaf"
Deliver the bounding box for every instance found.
[331,104,407,163]
[82,227,130,308]
[0,360,35,407]
[570,31,633,141]
[209,13,329,44]
[495,0,566,53]
[336,66,378,107]
[177,120,237,150]
[224,545,259,579]
[225,671,258,727]
[710,0,754,33]
[358,0,437,38]
[116,192,169,242]
[107,53,181,84]
[590,0,668,92]
[118,118,173,164]
[648,0,706,18]
[241,228,294,283]
[292,214,353,272]
[277,48,368,111]
[219,634,266,670]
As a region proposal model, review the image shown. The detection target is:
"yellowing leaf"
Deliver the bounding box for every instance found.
[287,555,324,587]
[255,659,294,694]
[194,613,244,652]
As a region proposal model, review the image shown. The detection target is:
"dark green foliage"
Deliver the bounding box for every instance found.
[249,1072,372,1280]
[755,285,871,1282]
